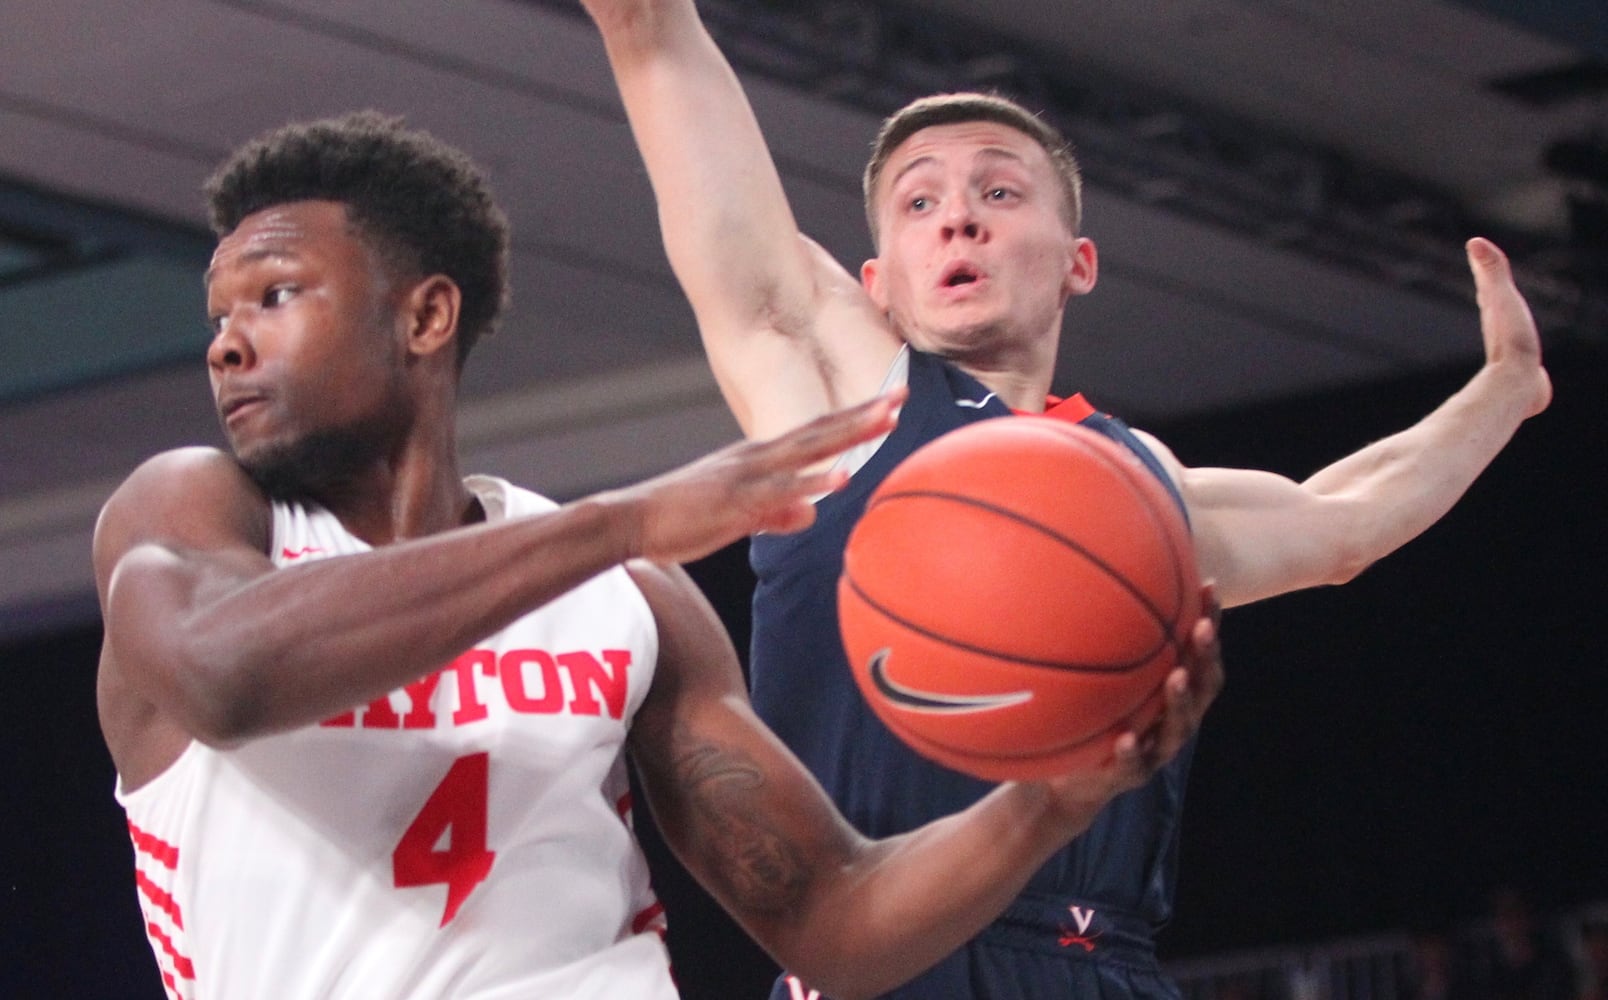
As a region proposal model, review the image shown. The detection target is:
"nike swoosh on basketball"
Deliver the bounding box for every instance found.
[867,649,1032,714]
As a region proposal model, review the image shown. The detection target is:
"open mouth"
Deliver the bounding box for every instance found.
[940,262,982,288]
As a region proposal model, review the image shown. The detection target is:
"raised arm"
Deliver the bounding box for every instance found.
[94,393,901,785]
[1141,238,1551,608]
[581,0,901,438]
[627,560,1221,999]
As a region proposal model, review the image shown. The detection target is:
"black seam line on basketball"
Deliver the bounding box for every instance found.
[1093,444,1192,641]
[846,577,1160,673]
[870,487,1180,645]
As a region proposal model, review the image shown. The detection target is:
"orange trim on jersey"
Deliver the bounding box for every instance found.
[1014,392,1097,422]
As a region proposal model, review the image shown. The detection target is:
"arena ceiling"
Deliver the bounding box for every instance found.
[0,0,1603,636]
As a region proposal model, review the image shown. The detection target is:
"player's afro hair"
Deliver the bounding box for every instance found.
[205,111,511,366]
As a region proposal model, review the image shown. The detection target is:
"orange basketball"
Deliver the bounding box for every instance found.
[838,417,1200,782]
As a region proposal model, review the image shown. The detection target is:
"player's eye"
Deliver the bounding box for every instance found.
[262,285,296,308]
[909,196,930,212]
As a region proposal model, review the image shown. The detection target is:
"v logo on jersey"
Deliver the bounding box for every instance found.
[867,649,1032,714]
[784,976,821,1000]
[1058,905,1102,952]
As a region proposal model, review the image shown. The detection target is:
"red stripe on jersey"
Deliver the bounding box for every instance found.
[159,967,190,1000]
[631,900,667,937]
[615,791,633,819]
[146,920,196,980]
[128,821,179,869]
[134,869,185,929]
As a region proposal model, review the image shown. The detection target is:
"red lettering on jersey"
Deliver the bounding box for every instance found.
[557,649,630,719]
[499,649,564,713]
[315,646,633,731]
[359,691,402,728]
[327,666,449,729]
[398,671,446,729]
[447,649,497,725]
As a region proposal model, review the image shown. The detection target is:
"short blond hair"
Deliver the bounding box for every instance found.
[863,92,1083,247]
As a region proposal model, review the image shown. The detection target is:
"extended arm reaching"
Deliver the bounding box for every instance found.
[582,0,900,437]
[94,393,901,781]
[1145,238,1551,607]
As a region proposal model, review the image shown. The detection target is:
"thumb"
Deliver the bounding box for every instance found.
[1465,236,1511,293]
[1464,236,1536,345]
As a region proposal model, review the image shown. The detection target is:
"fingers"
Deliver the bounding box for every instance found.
[1465,236,1534,343]
[765,387,905,468]
[1118,596,1223,771]
[1464,237,1551,417]
[1200,580,1221,631]
[1465,236,1508,279]
[1183,593,1225,708]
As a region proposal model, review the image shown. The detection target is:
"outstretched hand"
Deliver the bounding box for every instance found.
[1034,585,1224,818]
[1467,237,1551,419]
[609,387,906,566]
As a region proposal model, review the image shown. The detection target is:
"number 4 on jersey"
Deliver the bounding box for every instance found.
[393,752,497,926]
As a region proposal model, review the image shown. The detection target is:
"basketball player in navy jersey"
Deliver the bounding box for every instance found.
[93,111,1220,1000]
[581,2,1552,997]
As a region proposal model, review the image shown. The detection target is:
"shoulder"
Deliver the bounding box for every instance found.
[1121,427,1186,485]
[93,447,271,593]
[623,559,718,644]
[624,559,746,704]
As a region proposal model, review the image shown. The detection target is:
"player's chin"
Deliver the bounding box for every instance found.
[233,437,315,502]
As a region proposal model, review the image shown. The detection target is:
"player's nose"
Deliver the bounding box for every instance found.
[939,196,985,242]
[206,312,257,373]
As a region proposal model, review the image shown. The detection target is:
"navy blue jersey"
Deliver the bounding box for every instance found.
[750,349,1194,998]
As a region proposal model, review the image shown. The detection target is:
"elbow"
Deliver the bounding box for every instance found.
[174,640,277,747]
[132,625,279,748]
[1318,509,1395,586]
[746,893,897,1000]
[1321,544,1377,587]
[761,917,914,1000]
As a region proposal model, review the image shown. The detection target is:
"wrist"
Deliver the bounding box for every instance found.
[573,490,643,565]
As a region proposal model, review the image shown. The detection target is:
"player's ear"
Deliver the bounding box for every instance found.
[1063,236,1097,299]
[402,274,462,360]
[861,256,890,312]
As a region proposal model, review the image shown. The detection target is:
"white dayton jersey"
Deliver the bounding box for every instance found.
[116,475,677,1000]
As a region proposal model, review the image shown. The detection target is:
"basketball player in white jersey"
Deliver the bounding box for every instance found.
[92,112,1221,1000]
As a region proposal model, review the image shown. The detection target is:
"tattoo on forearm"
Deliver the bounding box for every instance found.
[671,725,809,916]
